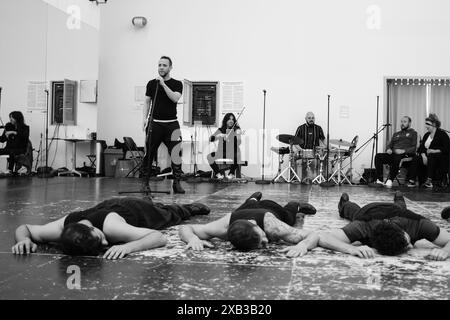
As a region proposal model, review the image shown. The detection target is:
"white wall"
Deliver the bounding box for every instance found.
[97,0,450,177]
[0,0,99,170]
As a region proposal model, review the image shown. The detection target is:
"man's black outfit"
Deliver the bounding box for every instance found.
[142,78,184,193]
[294,123,325,150]
[374,127,417,182]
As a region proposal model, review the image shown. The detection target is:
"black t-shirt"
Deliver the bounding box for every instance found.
[342,217,440,245]
[229,199,296,230]
[145,78,183,120]
[353,203,425,222]
[295,123,325,149]
[64,198,165,230]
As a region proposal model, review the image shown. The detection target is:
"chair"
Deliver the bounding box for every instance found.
[123,137,145,178]
[384,156,413,186]
[14,140,33,175]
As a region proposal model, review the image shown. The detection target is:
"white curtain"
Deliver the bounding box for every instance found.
[387,83,427,144]
[430,84,450,131]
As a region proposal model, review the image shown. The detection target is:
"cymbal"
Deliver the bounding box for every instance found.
[276,134,304,145]
[270,146,290,155]
[329,139,352,147]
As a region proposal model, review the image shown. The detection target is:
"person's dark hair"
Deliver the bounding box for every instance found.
[220,113,240,132]
[227,219,261,251]
[371,221,409,256]
[160,56,172,66]
[9,111,25,127]
[426,113,441,128]
[60,223,104,256]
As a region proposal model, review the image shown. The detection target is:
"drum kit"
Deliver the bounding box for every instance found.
[272,134,355,185]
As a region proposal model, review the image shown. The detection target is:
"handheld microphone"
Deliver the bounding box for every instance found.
[383,123,392,126]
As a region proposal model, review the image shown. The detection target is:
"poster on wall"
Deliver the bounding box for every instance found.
[133,86,146,111]
[27,81,47,112]
[221,81,244,114]
[80,80,97,103]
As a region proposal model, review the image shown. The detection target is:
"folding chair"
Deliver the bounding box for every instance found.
[123,137,145,178]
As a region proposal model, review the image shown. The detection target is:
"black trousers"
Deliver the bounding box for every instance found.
[207,152,238,175]
[142,121,183,180]
[339,197,425,222]
[0,148,24,171]
[234,198,297,226]
[407,153,449,185]
[374,153,411,181]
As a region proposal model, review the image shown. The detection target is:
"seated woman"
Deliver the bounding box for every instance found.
[0,111,30,174]
[207,113,242,180]
[407,113,450,189]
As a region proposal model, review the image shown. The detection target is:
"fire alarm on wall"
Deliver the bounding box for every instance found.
[132,16,147,27]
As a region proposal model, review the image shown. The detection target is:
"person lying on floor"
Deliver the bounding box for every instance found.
[12,197,210,260]
[179,192,319,257]
[318,192,450,261]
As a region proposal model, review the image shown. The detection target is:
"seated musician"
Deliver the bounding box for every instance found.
[294,112,325,183]
[407,114,450,189]
[0,111,30,175]
[207,113,242,180]
[373,116,418,188]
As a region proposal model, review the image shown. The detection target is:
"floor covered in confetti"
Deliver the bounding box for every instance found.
[0,177,449,299]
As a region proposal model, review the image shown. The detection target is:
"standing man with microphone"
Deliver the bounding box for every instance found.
[373,116,418,188]
[142,56,185,194]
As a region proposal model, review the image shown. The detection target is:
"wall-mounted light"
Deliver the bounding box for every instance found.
[132,16,148,28]
[89,0,108,5]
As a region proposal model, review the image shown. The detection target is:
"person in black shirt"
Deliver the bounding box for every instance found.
[318,192,450,260]
[294,112,325,150]
[12,197,210,259]
[373,116,418,188]
[407,113,450,189]
[294,112,325,183]
[142,56,185,193]
[0,111,30,174]
[207,113,242,180]
[179,192,318,257]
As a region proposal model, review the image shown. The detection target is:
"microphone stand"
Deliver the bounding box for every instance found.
[320,95,335,187]
[119,80,170,195]
[256,89,270,184]
[0,87,4,127]
[37,89,54,178]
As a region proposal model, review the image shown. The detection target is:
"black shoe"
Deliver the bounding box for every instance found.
[297,202,317,215]
[285,201,316,215]
[441,207,450,220]
[173,180,186,194]
[248,192,262,201]
[183,203,210,216]
[338,193,349,214]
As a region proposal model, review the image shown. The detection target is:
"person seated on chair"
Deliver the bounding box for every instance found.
[294,112,326,150]
[179,192,318,258]
[207,113,242,180]
[373,116,417,188]
[406,113,450,189]
[12,197,210,260]
[293,112,325,183]
[317,192,450,261]
[0,111,30,175]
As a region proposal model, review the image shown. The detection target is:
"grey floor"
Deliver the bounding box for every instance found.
[0,177,449,299]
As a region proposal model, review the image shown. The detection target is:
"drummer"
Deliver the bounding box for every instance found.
[294,112,326,150]
[294,112,326,183]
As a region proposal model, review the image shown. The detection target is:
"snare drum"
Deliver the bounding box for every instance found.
[299,149,315,159]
